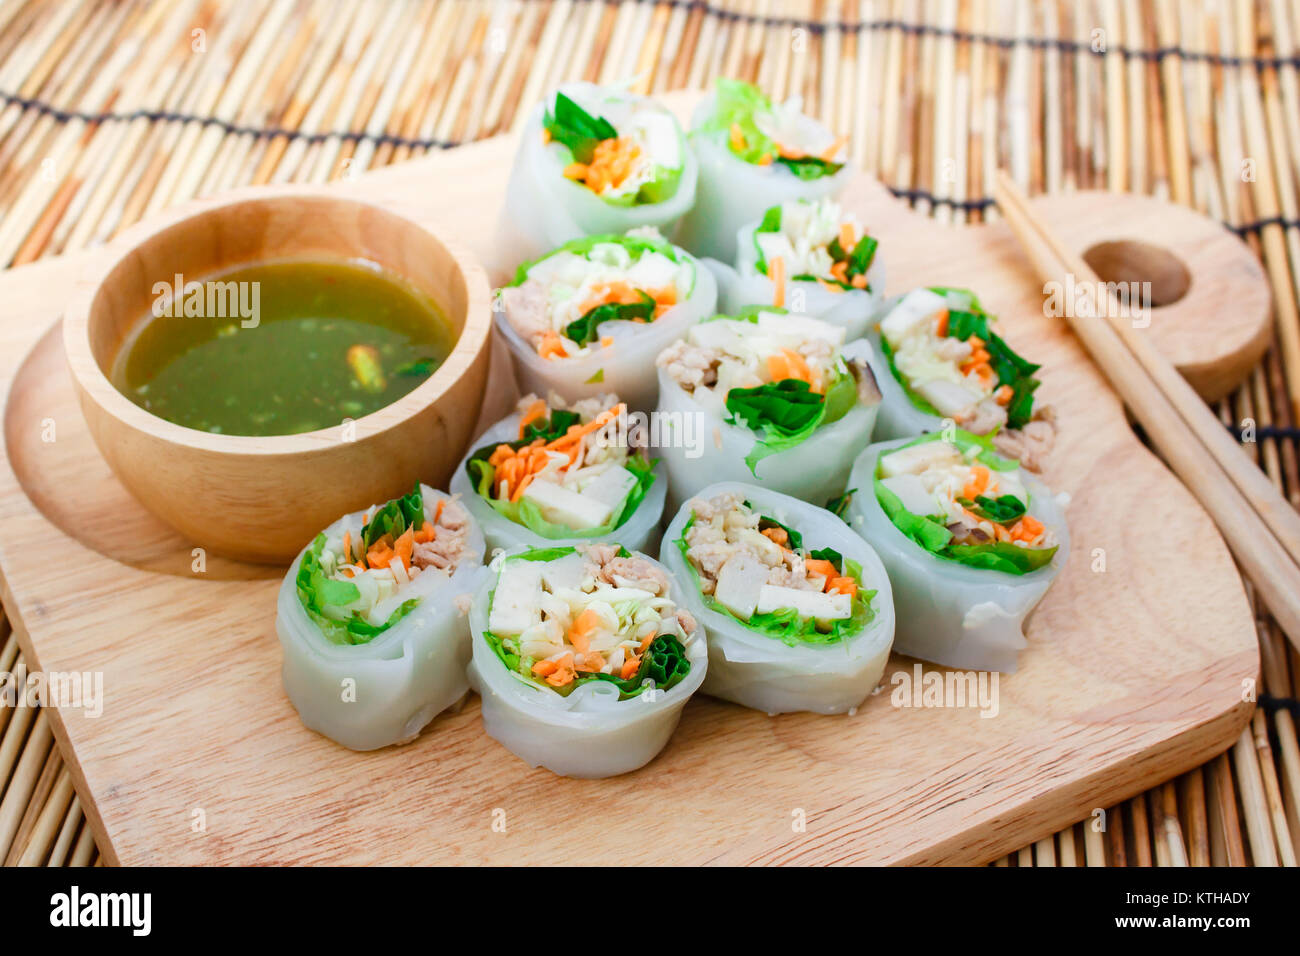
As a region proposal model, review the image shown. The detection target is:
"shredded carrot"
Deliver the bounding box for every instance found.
[544,403,623,450]
[636,632,656,654]
[568,137,641,194]
[541,128,552,144]
[575,651,606,673]
[850,273,868,289]
[820,134,848,162]
[770,256,785,307]
[839,222,855,251]
[766,352,791,382]
[568,608,602,653]
[342,531,353,563]
[935,309,950,337]
[816,278,845,294]
[830,260,849,282]
[620,655,641,679]
[433,500,444,525]
[532,660,558,677]
[517,398,548,438]
[367,546,393,570]
[761,526,789,547]
[962,465,991,500]
[994,384,1014,406]
[729,122,746,152]
[805,558,838,581]
[1010,515,1045,542]
[756,152,773,165]
[783,348,813,382]
[539,330,567,359]
[600,336,614,348]
[827,576,858,597]
[392,527,415,571]
[544,654,576,687]
[413,522,435,544]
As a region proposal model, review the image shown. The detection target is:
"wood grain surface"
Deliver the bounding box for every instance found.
[0,95,1262,865]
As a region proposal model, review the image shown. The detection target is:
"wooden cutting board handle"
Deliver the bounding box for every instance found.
[1025,190,1272,404]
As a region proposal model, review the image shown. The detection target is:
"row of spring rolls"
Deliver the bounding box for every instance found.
[274,77,1070,776]
[275,405,1063,774]
[277,476,898,776]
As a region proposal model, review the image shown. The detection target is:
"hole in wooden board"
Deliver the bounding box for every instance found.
[1082,239,1191,308]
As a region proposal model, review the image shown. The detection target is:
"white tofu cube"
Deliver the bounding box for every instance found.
[489,561,544,635]
[880,473,941,516]
[879,288,949,343]
[914,378,982,417]
[579,466,638,516]
[713,552,768,621]
[879,440,963,477]
[522,478,616,530]
[756,585,852,620]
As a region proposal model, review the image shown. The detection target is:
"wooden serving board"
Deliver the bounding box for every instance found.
[0,95,1264,865]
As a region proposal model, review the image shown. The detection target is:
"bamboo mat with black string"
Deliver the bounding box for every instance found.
[0,0,1298,867]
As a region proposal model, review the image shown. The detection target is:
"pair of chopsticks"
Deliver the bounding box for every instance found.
[993,171,1300,651]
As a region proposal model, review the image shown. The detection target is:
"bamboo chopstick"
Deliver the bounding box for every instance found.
[994,170,1300,651]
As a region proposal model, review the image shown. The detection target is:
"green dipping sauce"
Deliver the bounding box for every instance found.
[112,259,453,436]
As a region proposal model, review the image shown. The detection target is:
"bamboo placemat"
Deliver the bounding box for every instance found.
[0,0,1297,868]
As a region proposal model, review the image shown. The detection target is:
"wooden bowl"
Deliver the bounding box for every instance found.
[62,188,493,564]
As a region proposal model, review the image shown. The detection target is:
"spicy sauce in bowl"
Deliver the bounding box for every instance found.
[112,259,453,437]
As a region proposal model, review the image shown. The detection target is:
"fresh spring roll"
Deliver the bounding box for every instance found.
[497,229,717,412]
[467,544,708,778]
[495,83,697,271]
[674,78,852,263]
[654,308,882,510]
[711,197,885,339]
[661,483,895,715]
[450,393,665,553]
[845,431,1070,673]
[277,485,488,750]
[867,286,1057,470]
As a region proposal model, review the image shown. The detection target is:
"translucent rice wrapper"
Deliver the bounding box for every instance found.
[845,439,1070,672]
[496,248,717,413]
[863,287,992,441]
[493,82,699,275]
[467,547,709,777]
[276,485,489,751]
[673,94,853,263]
[704,229,885,341]
[660,482,895,714]
[653,339,880,514]
[449,410,667,554]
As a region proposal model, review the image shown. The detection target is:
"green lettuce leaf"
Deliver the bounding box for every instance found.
[295,533,419,646]
[826,490,854,521]
[725,378,826,473]
[361,485,424,548]
[510,232,684,287]
[776,154,844,180]
[964,493,1027,524]
[543,91,615,164]
[564,290,655,347]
